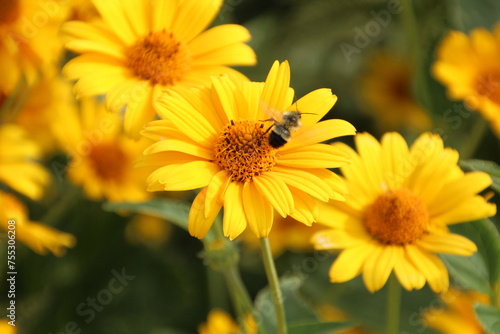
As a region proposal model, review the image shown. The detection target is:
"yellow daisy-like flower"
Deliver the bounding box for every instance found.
[53,98,152,202]
[0,0,68,94]
[0,124,50,200]
[433,25,500,136]
[423,289,489,334]
[141,61,356,240]
[312,132,496,293]
[360,52,431,132]
[61,0,256,137]
[0,191,76,256]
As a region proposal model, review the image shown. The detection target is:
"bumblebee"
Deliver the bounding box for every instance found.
[266,110,303,148]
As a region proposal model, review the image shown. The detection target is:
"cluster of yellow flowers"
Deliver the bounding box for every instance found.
[1,0,499,333]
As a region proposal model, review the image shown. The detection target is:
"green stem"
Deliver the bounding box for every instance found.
[260,237,286,334]
[459,117,488,160]
[223,265,255,328]
[386,274,402,334]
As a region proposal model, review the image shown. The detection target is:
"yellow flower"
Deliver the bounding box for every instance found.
[241,215,327,257]
[423,289,489,334]
[312,132,496,293]
[198,309,257,334]
[0,191,76,256]
[8,73,77,153]
[125,214,172,248]
[360,52,431,132]
[0,124,50,200]
[141,61,356,240]
[53,98,152,202]
[0,0,68,94]
[61,0,256,137]
[433,25,500,136]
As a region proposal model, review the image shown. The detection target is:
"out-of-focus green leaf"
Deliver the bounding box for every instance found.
[459,159,500,193]
[474,304,500,334]
[443,219,500,294]
[254,276,318,334]
[103,198,191,230]
[289,321,356,334]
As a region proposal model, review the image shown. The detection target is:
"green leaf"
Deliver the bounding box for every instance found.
[474,304,500,334]
[103,198,191,230]
[459,159,500,193]
[440,252,490,294]
[448,220,500,289]
[288,321,356,334]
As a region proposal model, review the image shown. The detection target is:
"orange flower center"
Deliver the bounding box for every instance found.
[475,71,500,105]
[88,142,128,182]
[0,0,20,26]
[213,120,276,183]
[363,189,428,245]
[127,31,191,86]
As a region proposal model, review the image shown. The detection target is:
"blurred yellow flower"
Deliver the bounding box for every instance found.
[141,61,356,240]
[198,309,256,334]
[0,124,50,200]
[312,132,496,292]
[433,25,500,137]
[318,304,378,334]
[0,0,68,94]
[423,289,489,334]
[241,216,327,257]
[0,191,76,256]
[61,0,256,137]
[0,319,15,334]
[53,98,152,202]
[125,214,172,248]
[6,74,77,153]
[360,52,431,132]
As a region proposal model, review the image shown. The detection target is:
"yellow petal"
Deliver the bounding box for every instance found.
[271,166,333,202]
[281,119,356,151]
[123,84,156,139]
[405,245,449,292]
[253,174,294,218]
[393,255,426,291]
[188,187,221,239]
[417,233,477,256]
[312,229,368,250]
[171,0,223,42]
[428,172,492,216]
[278,144,351,169]
[289,187,318,225]
[329,245,374,283]
[363,245,399,292]
[431,195,496,225]
[152,0,176,31]
[93,0,136,45]
[243,181,274,238]
[287,88,338,127]
[122,0,150,37]
[261,61,294,112]
[223,182,247,240]
[143,138,213,159]
[205,170,230,218]
[380,132,410,190]
[147,161,218,191]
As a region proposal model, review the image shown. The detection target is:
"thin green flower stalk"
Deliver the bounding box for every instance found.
[386,274,402,334]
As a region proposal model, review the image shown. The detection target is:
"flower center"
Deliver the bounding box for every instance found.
[475,71,500,105]
[213,120,276,183]
[88,142,128,182]
[126,31,191,86]
[0,0,20,26]
[363,189,428,245]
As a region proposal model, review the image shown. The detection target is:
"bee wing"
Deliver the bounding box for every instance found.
[259,100,283,122]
